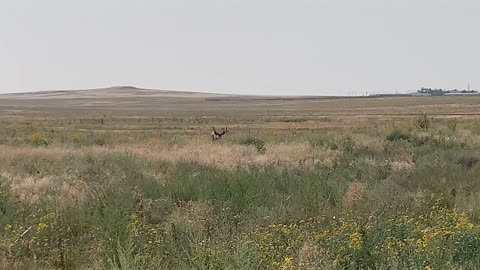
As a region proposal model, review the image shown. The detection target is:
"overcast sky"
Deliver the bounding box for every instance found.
[0,0,478,95]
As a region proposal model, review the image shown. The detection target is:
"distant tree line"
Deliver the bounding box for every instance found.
[417,88,446,96]
[418,88,478,95]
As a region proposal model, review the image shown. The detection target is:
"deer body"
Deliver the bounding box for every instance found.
[211,127,228,141]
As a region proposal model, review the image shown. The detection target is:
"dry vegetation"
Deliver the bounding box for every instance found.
[1,89,480,269]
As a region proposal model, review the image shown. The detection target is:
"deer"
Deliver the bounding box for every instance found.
[211,126,228,141]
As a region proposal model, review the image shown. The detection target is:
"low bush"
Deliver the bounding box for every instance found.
[282,118,308,123]
[456,153,479,169]
[0,185,14,228]
[85,131,106,146]
[28,133,49,147]
[387,130,411,142]
[415,113,431,130]
[309,134,338,150]
[341,137,355,153]
[68,131,106,146]
[239,137,266,154]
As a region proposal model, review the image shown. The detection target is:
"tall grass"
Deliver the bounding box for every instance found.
[1,118,480,269]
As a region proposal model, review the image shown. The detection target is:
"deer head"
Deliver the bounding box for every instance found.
[221,126,228,135]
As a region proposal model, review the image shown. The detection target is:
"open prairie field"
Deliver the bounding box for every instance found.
[1,88,480,269]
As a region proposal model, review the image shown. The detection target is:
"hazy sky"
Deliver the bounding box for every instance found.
[1,0,479,95]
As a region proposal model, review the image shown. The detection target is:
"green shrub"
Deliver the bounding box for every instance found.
[456,153,479,169]
[70,133,82,144]
[0,184,14,228]
[411,132,467,149]
[239,137,266,154]
[415,113,430,130]
[282,118,307,123]
[69,131,106,146]
[341,137,354,153]
[309,134,338,150]
[28,133,49,147]
[387,130,411,142]
[91,135,106,146]
[448,121,458,133]
[86,131,106,146]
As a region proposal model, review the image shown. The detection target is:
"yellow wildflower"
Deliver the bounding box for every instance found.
[349,232,363,250]
[417,238,427,249]
[37,223,48,232]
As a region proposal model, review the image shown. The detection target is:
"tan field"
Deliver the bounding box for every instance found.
[1,86,480,118]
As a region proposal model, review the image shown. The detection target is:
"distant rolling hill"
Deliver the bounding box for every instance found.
[0,86,231,99]
[0,86,332,114]
[0,86,238,114]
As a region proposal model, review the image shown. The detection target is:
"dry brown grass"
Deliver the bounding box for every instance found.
[0,146,67,163]
[343,181,366,208]
[151,140,339,170]
[0,171,90,204]
[147,141,338,169]
[298,239,321,267]
[0,141,338,205]
[0,141,337,172]
[352,134,384,152]
[390,161,414,173]
[456,128,480,146]
[388,150,415,173]
[168,201,213,231]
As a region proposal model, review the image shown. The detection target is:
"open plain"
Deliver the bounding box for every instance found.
[1,87,480,269]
